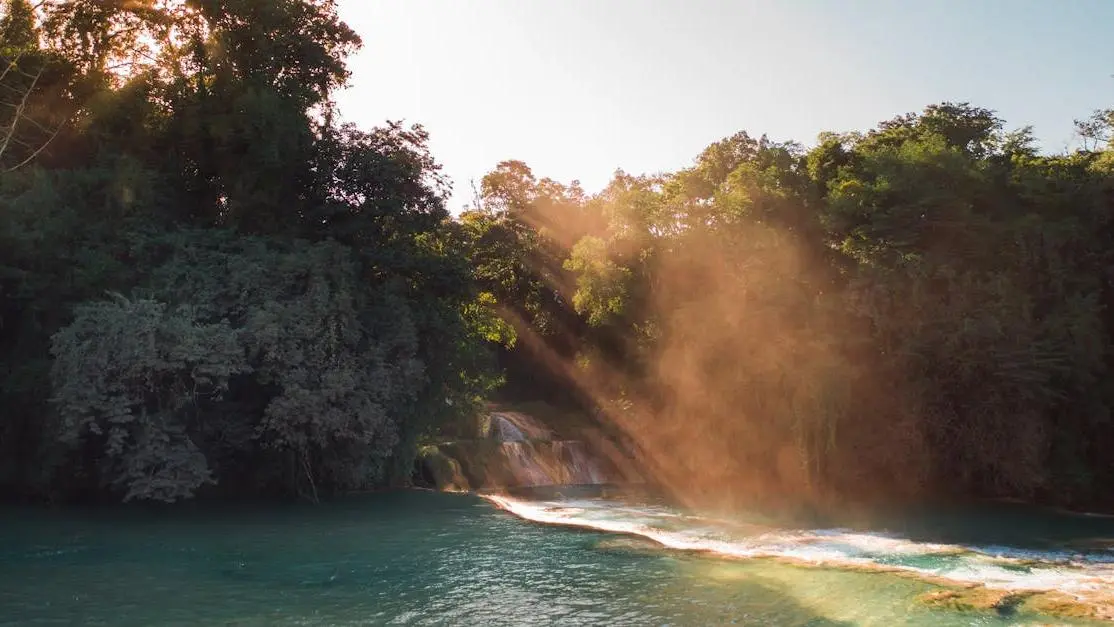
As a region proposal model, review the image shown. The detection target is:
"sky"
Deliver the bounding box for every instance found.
[333,0,1114,212]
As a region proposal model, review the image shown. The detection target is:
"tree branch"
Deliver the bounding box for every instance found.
[0,60,42,162]
[0,55,64,171]
[3,118,61,172]
[0,51,24,85]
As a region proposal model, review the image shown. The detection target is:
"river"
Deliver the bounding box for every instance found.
[1,488,1112,625]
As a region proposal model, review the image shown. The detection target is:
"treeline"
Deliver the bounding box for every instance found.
[0,0,502,503]
[4,1,1114,510]
[462,107,1114,511]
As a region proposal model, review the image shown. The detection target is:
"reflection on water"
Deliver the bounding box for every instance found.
[0,490,1110,625]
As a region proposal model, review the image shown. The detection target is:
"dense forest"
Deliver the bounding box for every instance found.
[3,1,1114,511]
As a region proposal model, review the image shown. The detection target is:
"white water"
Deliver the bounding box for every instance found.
[554,440,607,485]
[490,412,552,442]
[493,415,529,442]
[484,411,610,487]
[485,494,1114,610]
[495,441,609,487]
[499,442,554,486]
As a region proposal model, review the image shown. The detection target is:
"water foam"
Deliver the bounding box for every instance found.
[484,494,1114,604]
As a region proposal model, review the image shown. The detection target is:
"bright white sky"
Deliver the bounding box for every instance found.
[334,0,1114,212]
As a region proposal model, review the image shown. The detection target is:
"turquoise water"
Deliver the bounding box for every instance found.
[1,489,1111,626]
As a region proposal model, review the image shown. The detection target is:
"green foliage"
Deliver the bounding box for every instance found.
[460,102,1114,510]
[0,1,497,503]
[564,236,631,327]
[1,1,36,53]
[33,208,492,503]
[148,235,424,491]
[50,296,246,502]
[4,0,1114,513]
[463,292,518,346]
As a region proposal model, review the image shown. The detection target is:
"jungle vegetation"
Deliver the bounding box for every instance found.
[3,0,1114,510]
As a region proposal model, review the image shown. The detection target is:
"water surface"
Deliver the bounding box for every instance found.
[1,490,1111,625]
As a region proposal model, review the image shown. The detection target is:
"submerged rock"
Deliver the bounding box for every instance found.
[593,536,666,557]
[917,586,1114,622]
[917,588,1031,615]
[416,446,472,492]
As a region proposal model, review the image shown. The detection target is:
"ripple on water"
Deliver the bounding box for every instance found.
[1,492,1112,626]
[485,493,1114,623]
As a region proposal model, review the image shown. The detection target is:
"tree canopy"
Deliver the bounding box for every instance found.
[2,0,1113,511]
[0,0,496,503]
[460,103,1114,511]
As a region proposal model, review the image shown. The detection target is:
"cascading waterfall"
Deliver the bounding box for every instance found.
[487,412,610,487]
[492,415,528,442]
[490,412,552,442]
[417,410,628,491]
[554,440,607,485]
[500,442,555,486]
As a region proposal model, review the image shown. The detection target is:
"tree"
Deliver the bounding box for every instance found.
[0,0,499,503]
[1076,108,1114,151]
[473,102,1114,510]
[50,295,246,502]
[0,0,65,171]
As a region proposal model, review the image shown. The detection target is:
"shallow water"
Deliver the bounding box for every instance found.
[488,490,1114,596]
[1,489,1111,625]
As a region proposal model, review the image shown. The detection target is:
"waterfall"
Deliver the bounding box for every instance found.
[418,409,640,491]
[492,415,528,442]
[554,440,607,485]
[490,412,552,442]
[489,439,611,488]
[500,442,556,486]
[489,413,607,486]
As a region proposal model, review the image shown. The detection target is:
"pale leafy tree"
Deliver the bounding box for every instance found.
[1075,108,1114,151]
[50,295,248,502]
[49,235,437,502]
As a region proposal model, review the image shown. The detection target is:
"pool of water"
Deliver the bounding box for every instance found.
[1,489,1111,625]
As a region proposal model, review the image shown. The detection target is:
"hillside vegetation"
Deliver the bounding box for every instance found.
[3,1,1114,510]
